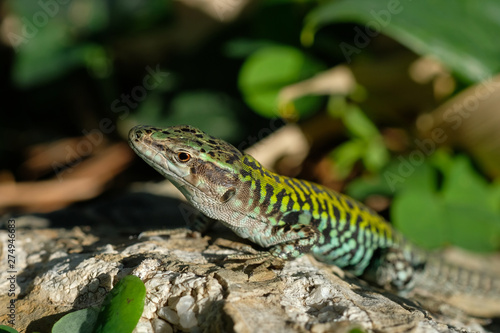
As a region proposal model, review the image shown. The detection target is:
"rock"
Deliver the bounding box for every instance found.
[0,192,499,333]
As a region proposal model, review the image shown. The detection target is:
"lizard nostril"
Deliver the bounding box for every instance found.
[129,128,144,142]
[134,131,143,140]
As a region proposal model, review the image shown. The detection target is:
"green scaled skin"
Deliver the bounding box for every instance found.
[128,125,427,291]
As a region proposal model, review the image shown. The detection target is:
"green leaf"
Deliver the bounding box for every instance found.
[0,325,20,333]
[346,156,435,199]
[428,148,454,176]
[331,139,365,178]
[390,155,500,251]
[345,176,391,200]
[363,138,389,172]
[392,191,447,249]
[238,45,325,118]
[51,307,100,333]
[438,155,500,251]
[329,104,388,177]
[303,0,500,82]
[391,164,446,249]
[93,275,146,333]
[488,183,500,213]
[12,24,88,87]
[399,161,436,193]
[9,0,115,87]
[444,204,500,252]
[326,95,349,118]
[349,151,500,251]
[84,45,112,79]
[380,157,436,194]
[289,95,325,119]
[342,106,379,140]
[441,155,491,210]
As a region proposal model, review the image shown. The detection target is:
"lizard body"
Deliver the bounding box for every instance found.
[128,125,491,293]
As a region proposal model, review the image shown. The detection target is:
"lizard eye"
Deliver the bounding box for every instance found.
[177,152,191,162]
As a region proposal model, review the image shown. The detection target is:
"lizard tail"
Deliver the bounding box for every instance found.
[413,256,500,317]
[419,256,500,295]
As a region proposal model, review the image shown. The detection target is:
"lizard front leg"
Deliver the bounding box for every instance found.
[226,210,320,265]
[225,222,320,270]
[267,223,321,260]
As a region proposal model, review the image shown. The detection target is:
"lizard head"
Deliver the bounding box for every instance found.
[128,125,245,213]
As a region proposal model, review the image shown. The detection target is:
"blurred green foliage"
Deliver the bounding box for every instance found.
[347,151,500,252]
[303,0,500,82]
[239,45,326,119]
[328,97,389,178]
[4,0,500,252]
[10,0,170,86]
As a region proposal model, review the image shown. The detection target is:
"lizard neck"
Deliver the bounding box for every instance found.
[239,154,283,187]
[220,154,289,237]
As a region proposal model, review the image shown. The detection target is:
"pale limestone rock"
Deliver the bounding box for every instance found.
[0,212,498,333]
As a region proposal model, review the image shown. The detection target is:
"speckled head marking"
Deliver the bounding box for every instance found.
[128,125,244,213]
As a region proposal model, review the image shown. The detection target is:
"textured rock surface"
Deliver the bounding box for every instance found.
[0,191,499,333]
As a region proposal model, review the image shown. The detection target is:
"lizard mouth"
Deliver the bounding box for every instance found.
[128,125,197,194]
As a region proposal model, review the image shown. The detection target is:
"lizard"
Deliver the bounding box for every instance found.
[128,124,500,295]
